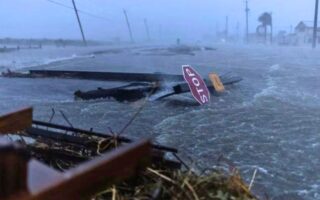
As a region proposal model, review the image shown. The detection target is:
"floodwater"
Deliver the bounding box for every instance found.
[1,44,320,199]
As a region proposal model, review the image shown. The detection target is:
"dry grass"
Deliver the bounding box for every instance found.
[8,133,257,200]
[92,166,257,200]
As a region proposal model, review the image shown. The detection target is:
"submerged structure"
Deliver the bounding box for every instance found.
[1,69,242,103]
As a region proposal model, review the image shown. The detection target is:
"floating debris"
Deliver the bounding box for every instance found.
[1,69,242,103]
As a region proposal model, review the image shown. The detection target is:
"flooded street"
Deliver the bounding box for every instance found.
[1,44,320,199]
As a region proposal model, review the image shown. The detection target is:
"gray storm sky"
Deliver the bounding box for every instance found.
[0,0,316,42]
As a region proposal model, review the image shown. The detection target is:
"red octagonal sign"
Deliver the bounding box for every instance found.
[182,65,210,105]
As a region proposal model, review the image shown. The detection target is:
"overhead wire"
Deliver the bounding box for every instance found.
[45,0,112,21]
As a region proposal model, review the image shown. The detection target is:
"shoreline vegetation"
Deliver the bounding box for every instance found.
[93,166,257,200]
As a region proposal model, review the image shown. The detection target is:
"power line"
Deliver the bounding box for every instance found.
[46,0,111,21]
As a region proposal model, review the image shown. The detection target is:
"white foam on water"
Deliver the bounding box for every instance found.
[253,76,277,100]
[154,112,186,130]
[242,165,270,175]
[154,108,211,143]
[256,166,269,175]
[36,54,96,70]
[251,64,281,101]
[240,64,281,107]
[43,54,84,65]
[0,46,101,71]
[269,64,280,72]
[155,133,171,144]
[298,189,309,196]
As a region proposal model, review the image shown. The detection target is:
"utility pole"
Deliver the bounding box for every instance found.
[71,0,87,46]
[123,9,134,43]
[144,18,151,41]
[313,0,319,48]
[245,0,249,43]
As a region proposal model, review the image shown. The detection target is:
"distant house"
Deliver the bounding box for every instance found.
[295,21,320,45]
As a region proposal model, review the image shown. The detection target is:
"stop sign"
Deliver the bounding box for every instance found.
[182,65,210,105]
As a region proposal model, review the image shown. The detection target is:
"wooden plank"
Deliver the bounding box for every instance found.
[21,139,151,200]
[0,107,32,134]
[25,127,100,148]
[0,140,29,200]
[32,120,178,153]
[29,70,183,82]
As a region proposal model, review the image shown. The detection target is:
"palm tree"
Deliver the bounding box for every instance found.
[258,12,273,43]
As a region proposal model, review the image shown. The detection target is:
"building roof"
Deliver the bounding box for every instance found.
[300,21,315,27]
[295,21,320,32]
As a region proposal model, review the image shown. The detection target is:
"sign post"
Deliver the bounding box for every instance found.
[182,65,210,105]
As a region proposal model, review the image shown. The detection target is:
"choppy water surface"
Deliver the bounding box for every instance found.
[1,44,320,199]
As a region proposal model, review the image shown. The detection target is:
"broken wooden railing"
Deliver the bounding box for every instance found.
[0,138,151,200]
[0,107,33,134]
[0,107,181,199]
[29,120,181,169]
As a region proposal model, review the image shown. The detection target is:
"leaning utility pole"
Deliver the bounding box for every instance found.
[245,0,249,43]
[123,9,134,43]
[313,0,319,48]
[144,18,151,41]
[71,0,87,46]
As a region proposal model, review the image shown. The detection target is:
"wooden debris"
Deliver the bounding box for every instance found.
[0,139,29,199]
[26,140,151,200]
[0,108,258,200]
[3,70,183,82]
[0,70,242,102]
[1,139,151,200]
[0,107,32,134]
